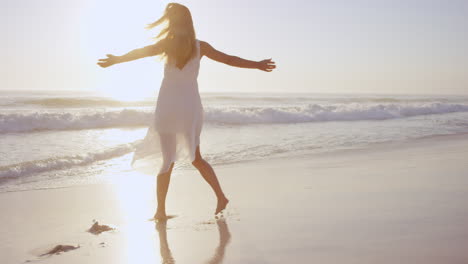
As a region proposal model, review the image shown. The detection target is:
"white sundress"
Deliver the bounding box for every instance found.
[131,39,203,174]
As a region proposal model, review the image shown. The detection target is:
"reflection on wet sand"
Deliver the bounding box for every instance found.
[155,220,175,264]
[155,219,231,264]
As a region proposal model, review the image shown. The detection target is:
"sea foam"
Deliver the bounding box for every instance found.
[0,109,152,133]
[0,142,139,181]
[1,102,468,133]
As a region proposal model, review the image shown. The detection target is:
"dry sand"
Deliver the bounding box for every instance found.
[1,134,468,263]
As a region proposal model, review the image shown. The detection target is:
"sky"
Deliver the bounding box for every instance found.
[2,0,468,98]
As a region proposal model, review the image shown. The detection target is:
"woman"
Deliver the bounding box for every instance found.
[98,3,276,220]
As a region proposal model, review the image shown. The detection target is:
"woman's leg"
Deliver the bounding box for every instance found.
[192,146,229,215]
[154,134,176,220]
[154,162,174,219]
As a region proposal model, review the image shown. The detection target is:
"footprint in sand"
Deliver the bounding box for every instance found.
[87,220,115,235]
[26,221,115,262]
[39,244,80,256]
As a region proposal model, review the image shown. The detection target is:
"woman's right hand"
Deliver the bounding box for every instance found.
[97,54,119,68]
[257,59,276,72]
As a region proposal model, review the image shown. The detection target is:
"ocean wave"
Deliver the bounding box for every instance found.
[202,94,466,103]
[19,98,154,107]
[8,95,466,108]
[0,109,153,133]
[1,102,468,133]
[0,142,139,181]
[204,102,468,124]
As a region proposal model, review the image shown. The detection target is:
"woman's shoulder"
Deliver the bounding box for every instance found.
[196,39,204,48]
[197,40,213,56]
[197,39,208,46]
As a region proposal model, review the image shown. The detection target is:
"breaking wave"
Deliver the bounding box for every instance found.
[204,102,468,124]
[0,109,152,133]
[0,141,140,181]
[19,98,154,107]
[2,102,468,133]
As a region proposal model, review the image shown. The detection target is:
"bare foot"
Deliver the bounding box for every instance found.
[153,211,167,221]
[151,212,177,222]
[215,197,229,215]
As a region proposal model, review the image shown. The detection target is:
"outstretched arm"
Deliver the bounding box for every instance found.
[200,41,276,72]
[97,40,165,68]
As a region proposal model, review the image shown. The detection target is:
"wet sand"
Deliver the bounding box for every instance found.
[1,134,468,263]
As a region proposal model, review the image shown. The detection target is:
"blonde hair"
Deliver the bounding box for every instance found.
[147,3,197,69]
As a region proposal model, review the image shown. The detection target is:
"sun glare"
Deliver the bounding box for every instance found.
[111,173,161,263]
[96,86,154,102]
[83,0,165,101]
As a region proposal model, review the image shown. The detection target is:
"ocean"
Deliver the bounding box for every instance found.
[1,90,468,192]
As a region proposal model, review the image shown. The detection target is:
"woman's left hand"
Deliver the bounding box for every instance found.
[257,58,276,72]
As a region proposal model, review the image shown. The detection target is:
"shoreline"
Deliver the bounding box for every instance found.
[1,132,468,263]
[3,131,468,195]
